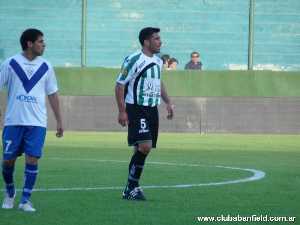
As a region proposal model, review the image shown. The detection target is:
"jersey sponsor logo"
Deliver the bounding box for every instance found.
[24,62,36,66]
[143,93,161,98]
[16,94,37,103]
[120,67,128,77]
[138,60,146,70]
[143,80,161,98]
[119,58,130,78]
[145,81,160,92]
[147,82,153,90]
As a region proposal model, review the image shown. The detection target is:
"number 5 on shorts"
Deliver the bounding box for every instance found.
[4,140,12,154]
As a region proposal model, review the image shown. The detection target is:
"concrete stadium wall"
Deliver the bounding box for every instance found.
[1,95,299,133]
[0,0,299,70]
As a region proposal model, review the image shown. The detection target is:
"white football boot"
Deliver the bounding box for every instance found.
[2,192,16,209]
[18,201,36,212]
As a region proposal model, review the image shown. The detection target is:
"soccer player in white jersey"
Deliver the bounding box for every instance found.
[0,28,63,212]
[115,27,174,200]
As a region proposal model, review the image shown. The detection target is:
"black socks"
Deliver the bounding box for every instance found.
[128,150,147,189]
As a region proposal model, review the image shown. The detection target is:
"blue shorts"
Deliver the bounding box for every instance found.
[2,126,46,160]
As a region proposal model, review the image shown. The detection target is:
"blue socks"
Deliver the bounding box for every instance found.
[2,164,15,198]
[21,164,38,204]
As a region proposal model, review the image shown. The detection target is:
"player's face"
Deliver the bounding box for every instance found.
[28,36,45,56]
[147,33,162,54]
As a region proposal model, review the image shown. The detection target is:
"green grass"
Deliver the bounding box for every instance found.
[55,67,300,96]
[1,132,300,225]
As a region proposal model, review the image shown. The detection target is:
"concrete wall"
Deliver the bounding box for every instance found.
[1,95,299,133]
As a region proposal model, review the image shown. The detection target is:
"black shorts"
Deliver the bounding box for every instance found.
[126,103,159,148]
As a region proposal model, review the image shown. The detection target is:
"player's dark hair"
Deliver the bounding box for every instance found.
[139,27,160,46]
[20,28,43,50]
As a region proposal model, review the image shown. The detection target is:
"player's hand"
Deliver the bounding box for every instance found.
[166,103,174,120]
[118,111,128,127]
[56,122,64,138]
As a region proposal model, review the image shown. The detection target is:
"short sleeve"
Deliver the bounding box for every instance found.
[45,65,58,95]
[0,60,10,90]
[116,56,138,85]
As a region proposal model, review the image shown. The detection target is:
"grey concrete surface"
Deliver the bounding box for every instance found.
[1,95,300,133]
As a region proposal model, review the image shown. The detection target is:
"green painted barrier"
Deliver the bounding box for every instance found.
[54,67,300,97]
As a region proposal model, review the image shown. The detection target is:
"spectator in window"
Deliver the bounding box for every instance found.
[184,51,202,70]
[167,57,178,70]
[160,54,170,70]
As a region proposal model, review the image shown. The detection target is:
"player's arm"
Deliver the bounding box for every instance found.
[114,57,137,127]
[46,65,63,137]
[0,61,9,120]
[161,81,174,120]
[115,83,128,127]
[48,92,64,137]
[0,60,9,91]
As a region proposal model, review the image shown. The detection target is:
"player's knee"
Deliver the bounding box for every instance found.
[25,155,38,165]
[2,159,16,167]
[138,142,152,155]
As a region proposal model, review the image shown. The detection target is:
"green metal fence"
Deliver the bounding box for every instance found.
[0,0,299,70]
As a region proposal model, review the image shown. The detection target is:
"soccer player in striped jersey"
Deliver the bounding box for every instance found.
[115,27,174,200]
[0,28,63,212]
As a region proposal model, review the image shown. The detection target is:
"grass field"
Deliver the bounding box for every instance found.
[1,132,300,225]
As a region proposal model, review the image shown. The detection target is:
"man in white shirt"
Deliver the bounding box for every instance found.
[0,28,63,212]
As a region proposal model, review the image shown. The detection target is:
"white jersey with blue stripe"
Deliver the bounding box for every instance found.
[0,53,58,127]
[116,50,163,107]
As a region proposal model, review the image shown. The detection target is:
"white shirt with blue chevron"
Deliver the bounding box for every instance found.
[116,50,163,107]
[0,53,58,127]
